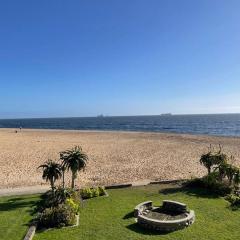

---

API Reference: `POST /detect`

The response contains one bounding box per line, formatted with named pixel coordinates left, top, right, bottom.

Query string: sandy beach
left=0, top=128, right=240, bottom=189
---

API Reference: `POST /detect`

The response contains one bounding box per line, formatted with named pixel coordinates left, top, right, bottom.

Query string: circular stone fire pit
left=134, top=200, right=195, bottom=232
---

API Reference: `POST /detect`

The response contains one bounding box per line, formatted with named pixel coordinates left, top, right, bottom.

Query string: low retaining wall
left=162, top=200, right=187, bottom=214
left=23, top=225, right=37, bottom=240
left=135, top=200, right=195, bottom=232
left=134, top=201, right=153, bottom=218
left=105, top=183, right=132, bottom=189
left=138, top=210, right=195, bottom=232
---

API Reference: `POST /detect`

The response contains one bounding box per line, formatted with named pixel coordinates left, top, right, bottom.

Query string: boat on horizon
left=160, top=113, right=172, bottom=116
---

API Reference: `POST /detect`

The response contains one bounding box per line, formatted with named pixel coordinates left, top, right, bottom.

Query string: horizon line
left=0, top=112, right=240, bottom=120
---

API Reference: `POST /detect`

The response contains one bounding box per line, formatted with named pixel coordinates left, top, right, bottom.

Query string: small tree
left=226, top=164, right=238, bottom=186
left=233, top=169, right=240, bottom=189
left=38, top=160, right=62, bottom=191
left=200, top=151, right=213, bottom=175
left=217, top=162, right=228, bottom=181
left=60, top=146, right=88, bottom=189
left=200, top=145, right=227, bottom=175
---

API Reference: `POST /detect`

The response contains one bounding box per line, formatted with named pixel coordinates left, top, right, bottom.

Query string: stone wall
left=134, top=200, right=195, bottom=232
left=162, top=200, right=187, bottom=213
left=138, top=210, right=195, bottom=232
left=134, top=201, right=152, bottom=218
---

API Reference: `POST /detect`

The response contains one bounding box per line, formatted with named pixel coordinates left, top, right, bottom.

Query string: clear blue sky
left=0, top=0, right=240, bottom=118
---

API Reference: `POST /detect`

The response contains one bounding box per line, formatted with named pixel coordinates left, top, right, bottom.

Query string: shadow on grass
left=127, top=223, right=169, bottom=236
left=123, top=211, right=135, bottom=219
left=0, top=196, right=37, bottom=215
left=159, top=185, right=220, bottom=199
left=227, top=205, right=240, bottom=211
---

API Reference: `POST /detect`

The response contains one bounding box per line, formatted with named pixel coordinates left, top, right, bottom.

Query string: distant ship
left=97, top=114, right=105, bottom=118
left=160, top=113, right=172, bottom=116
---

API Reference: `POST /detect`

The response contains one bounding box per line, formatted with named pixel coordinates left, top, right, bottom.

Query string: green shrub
left=185, top=174, right=232, bottom=196
left=98, top=186, right=106, bottom=196
left=185, top=178, right=206, bottom=188
left=225, top=194, right=240, bottom=208
left=37, top=187, right=80, bottom=212
left=200, top=145, right=228, bottom=174
left=92, top=188, right=100, bottom=197
left=70, top=190, right=82, bottom=206
left=36, top=190, right=59, bottom=212
left=80, top=188, right=93, bottom=199
left=38, top=204, right=76, bottom=228
left=80, top=186, right=107, bottom=199
left=66, top=198, right=79, bottom=214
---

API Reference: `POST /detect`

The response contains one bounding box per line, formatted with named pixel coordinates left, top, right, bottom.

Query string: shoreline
left=0, top=128, right=240, bottom=189
left=1, top=127, right=240, bottom=139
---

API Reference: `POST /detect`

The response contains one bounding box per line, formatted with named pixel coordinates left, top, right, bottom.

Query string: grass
left=0, top=194, right=40, bottom=240
left=1, top=184, right=240, bottom=240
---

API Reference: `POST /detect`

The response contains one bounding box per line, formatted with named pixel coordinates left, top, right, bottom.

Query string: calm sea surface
left=0, top=114, right=240, bottom=137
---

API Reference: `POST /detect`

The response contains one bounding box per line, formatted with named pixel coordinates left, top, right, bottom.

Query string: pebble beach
left=0, top=128, right=240, bottom=189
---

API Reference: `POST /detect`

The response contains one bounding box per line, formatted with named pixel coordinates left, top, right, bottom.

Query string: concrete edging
left=104, top=179, right=186, bottom=190
left=23, top=214, right=79, bottom=239
left=149, top=179, right=187, bottom=185
left=23, top=224, right=37, bottom=240
left=105, top=183, right=132, bottom=189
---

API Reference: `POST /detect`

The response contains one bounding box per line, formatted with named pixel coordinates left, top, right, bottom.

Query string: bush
left=80, top=188, right=93, bottom=199
left=185, top=178, right=206, bottom=188
left=98, top=186, right=107, bottom=196
left=37, top=187, right=80, bottom=212
left=69, top=190, right=82, bottom=206
left=92, top=188, right=100, bottom=197
left=36, top=187, right=81, bottom=229
left=185, top=173, right=232, bottom=196
left=36, top=190, right=59, bottom=212
left=38, top=204, right=76, bottom=228
left=80, top=186, right=107, bottom=199
left=225, top=194, right=240, bottom=208
left=66, top=198, right=79, bottom=214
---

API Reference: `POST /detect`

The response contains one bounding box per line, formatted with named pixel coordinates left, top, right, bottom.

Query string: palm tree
left=38, top=160, right=62, bottom=191
left=60, top=146, right=88, bottom=189
left=61, top=165, right=66, bottom=188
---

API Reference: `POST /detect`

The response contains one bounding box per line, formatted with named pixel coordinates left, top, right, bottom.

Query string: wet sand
left=0, top=128, right=240, bottom=189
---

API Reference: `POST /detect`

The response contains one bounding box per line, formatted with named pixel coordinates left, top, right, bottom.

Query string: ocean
left=0, top=114, right=240, bottom=137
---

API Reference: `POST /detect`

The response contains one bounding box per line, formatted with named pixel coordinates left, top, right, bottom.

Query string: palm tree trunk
left=50, top=178, right=54, bottom=191
left=71, top=172, right=76, bottom=189
left=229, top=176, right=233, bottom=186
left=62, top=170, right=65, bottom=188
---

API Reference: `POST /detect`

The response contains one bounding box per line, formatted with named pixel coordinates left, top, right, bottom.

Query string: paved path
left=0, top=179, right=182, bottom=197
left=131, top=179, right=152, bottom=186
left=0, top=185, right=49, bottom=197
left=0, top=180, right=152, bottom=197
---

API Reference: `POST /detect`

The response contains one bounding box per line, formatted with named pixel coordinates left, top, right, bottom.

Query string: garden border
left=23, top=214, right=79, bottom=240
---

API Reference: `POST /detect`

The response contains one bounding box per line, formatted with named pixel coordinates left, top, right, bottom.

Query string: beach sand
left=0, top=128, right=240, bottom=189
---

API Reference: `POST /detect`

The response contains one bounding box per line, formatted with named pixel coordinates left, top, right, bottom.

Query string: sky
left=0, top=0, right=240, bottom=118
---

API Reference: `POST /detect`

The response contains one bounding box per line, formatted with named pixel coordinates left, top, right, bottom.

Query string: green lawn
left=0, top=194, right=40, bottom=240
left=1, top=184, right=240, bottom=240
